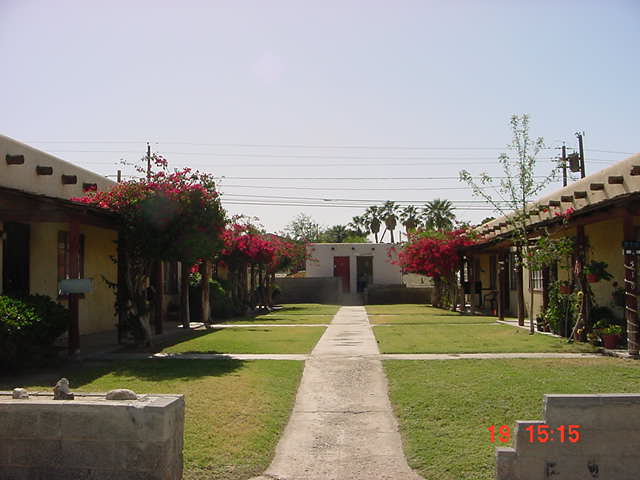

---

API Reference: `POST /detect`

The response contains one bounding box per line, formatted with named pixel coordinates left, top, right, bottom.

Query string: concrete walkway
left=251, top=306, right=423, bottom=480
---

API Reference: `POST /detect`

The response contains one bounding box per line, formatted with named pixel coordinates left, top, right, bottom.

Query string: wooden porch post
left=153, top=261, right=164, bottom=334
left=516, top=247, right=525, bottom=326
left=623, top=215, right=639, bottom=356
left=67, top=219, right=80, bottom=355
left=180, top=262, right=190, bottom=329
left=576, top=225, right=590, bottom=336
left=497, top=253, right=506, bottom=321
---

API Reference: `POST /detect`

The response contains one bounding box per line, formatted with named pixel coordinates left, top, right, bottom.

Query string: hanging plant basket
left=587, top=273, right=599, bottom=283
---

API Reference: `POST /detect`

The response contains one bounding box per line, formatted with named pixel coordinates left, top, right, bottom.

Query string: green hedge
left=0, top=294, right=70, bottom=370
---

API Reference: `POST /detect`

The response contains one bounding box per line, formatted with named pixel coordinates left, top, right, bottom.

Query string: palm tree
left=423, top=199, right=456, bottom=231
left=381, top=201, right=400, bottom=243
left=363, top=206, right=382, bottom=243
left=399, top=205, right=421, bottom=239
left=348, top=215, right=368, bottom=237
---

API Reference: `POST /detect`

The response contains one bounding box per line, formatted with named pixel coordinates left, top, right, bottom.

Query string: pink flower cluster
left=396, top=229, right=475, bottom=279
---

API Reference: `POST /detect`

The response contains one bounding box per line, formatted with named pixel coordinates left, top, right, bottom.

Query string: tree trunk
left=180, top=263, right=190, bottom=329
left=390, top=229, right=395, bottom=243
left=201, top=261, right=211, bottom=326
left=250, top=264, right=257, bottom=310
left=432, top=277, right=442, bottom=308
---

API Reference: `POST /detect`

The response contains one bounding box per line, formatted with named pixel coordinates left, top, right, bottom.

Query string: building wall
left=0, top=135, right=115, bottom=199
left=27, top=222, right=117, bottom=335
left=515, top=219, right=628, bottom=320
left=306, top=243, right=402, bottom=293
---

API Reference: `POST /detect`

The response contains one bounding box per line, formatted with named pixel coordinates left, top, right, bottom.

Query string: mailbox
left=59, top=278, right=93, bottom=294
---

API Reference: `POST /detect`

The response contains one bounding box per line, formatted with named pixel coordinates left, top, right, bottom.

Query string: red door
left=333, top=256, right=350, bottom=293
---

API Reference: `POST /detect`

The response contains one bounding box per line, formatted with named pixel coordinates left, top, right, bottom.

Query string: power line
left=25, top=140, right=635, bottom=155
left=222, top=193, right=511, bottom=203
left=219, top=184, right=483, bottom=191
left=216, top=176, right=551, bottom=181
left=221, top=200, right=498, bottom=210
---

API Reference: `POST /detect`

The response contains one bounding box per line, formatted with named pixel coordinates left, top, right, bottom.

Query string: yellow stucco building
left=0, top=134, right=120, bottom=339
left=464, top=152, right=640, bottom=356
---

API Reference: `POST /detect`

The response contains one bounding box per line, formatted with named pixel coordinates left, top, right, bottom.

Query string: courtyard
left=3, top=303, right=640, bottom=480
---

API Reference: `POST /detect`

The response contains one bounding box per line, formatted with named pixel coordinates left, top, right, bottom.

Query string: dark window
left=57, top=231, right=85, bottom=281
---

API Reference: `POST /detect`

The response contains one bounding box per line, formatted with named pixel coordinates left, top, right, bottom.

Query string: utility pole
left=146, top=142, right=151, bottom=180
left=561, top=143, right=567, bottom=187
left=576, top=132, right=586, bottom=178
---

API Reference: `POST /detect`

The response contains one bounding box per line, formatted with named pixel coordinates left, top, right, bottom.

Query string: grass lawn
left=271, top=303, right=340, bottom=316
left=369, top=314, right=498, bottom=325
left=2, top=359, right=304, bottom=480
left=366, top=304, right=464, bottom=315
left=163, top=326, right=326, bottom=354
left=384, top=358, right=640, bottom=480
left=220, top=314, right=334, bottom=325
left=373, top=323, right=597, bottom=353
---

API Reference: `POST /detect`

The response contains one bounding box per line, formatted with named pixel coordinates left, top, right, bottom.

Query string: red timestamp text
left=487, top=424, right=581, bottom=443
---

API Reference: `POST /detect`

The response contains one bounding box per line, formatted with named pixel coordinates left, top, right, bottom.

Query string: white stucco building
left=306, top=243, right=402, bottom=293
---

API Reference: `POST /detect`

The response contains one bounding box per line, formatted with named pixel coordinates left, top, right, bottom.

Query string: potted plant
left=557, top=280, right=572, bottom=295
left=584, top=260, right=613, bottom=283
left=599, top=324, right=623, bottom=349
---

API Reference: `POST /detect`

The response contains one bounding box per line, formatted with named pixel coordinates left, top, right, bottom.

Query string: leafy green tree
left=283, top=213, right=321, bottom=242
left=423, top=199, right=456, bottom=231
left=460, top=114, right=559, bottom=333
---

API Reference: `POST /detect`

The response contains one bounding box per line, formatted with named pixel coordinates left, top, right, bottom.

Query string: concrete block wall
left=0, top=392, right=184, bottom=480
left=364, top=284, right=432, bottom=305
left=275, top=277, right=341, bottom=304
left=496, top=394, right=640, bottom=480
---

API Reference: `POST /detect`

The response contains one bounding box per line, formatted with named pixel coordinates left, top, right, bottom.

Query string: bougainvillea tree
left=217, top=224, right=301, bottom=313
left=396, top=229, right=475, bottom=309
left=72, top=154, right=226, bottom=342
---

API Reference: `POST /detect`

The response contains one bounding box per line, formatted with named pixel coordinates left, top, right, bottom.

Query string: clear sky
left=1, top=0, right=638, bottom=235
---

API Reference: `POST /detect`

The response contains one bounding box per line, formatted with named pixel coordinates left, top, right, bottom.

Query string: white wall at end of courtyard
left=306, top=243, right=402, bottom=293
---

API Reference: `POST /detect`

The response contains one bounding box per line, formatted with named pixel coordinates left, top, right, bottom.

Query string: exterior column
left=180, top=262, right=190, bottom=329
left=516, top=248, right=525, bottom=326
left=497, top=253, right=506, bottom=320
left=153, top=261, right=164, bottom=334
left=624, top=215, right=639, bottom=356
left=576, top=225, right=590, bottom=337
left=67, top=219, right=80, bottom=355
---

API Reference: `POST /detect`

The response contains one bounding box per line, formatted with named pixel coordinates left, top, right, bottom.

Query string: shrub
left=0, top=294, right=70, bottom=370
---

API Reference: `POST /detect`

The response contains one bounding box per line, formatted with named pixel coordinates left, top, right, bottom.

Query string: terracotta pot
left=559, top=284, right=572, bottom=294
left=601, top=333, right=621, bottom=349
left=586, top=273, right=599, bottom=283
